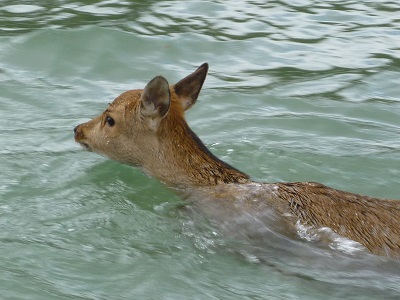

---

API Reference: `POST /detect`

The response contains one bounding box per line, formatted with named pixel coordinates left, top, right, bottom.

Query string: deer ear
left=173, top=63, right=208, bottom=111
left=140, top=76, right=171, bottom=118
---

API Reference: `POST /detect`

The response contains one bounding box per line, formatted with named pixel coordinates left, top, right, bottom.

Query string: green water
left=1, top=1, right=400, bottom=299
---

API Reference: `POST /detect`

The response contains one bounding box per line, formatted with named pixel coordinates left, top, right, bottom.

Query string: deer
left=74, top=63, right=400, bottom=259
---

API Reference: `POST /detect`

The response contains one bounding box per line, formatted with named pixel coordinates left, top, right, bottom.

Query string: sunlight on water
left=0, top=0, right=399, bottom=299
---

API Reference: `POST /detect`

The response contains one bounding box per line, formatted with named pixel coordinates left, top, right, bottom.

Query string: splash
left=296, top=221, right=366, bottom=255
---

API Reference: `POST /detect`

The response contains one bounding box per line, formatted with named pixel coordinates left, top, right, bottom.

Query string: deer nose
left=74, top=125, right=82, bottom=139
left=74, top=125, right=84, bottom=141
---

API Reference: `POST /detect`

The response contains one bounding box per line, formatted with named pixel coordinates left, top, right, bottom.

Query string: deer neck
left=147, top=117, right=250, bottom=187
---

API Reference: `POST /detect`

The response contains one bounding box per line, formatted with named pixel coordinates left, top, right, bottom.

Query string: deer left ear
left=173, top=63, right=209, bottom=111
left=140, top=76, right=171, bottom=119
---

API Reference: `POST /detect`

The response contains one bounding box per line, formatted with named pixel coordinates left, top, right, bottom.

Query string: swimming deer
left=74, top=63, right=400, bottom=259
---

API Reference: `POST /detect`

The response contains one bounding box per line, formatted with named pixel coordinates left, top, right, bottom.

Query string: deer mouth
left=79, top=142, right=92, bottom=151
left=75, top=133, right=92, bottom=151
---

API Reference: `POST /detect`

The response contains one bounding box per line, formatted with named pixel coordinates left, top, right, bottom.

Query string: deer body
left=74, top=63, right=400, bottom=259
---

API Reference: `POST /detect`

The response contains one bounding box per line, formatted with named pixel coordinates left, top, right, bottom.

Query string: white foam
left=296, top=221, right=366, bottom=255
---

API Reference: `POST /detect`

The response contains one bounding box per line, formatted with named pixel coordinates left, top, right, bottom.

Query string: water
left=1, top=0, right=400, bottom=299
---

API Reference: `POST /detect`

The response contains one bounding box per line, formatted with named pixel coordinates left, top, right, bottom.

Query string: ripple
left=1, top=5, right=44, bottom=14
left=69, top=3, right=130, bottom=16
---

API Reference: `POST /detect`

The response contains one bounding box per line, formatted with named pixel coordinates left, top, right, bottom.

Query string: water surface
left=1, top=1, right=399, bottom=299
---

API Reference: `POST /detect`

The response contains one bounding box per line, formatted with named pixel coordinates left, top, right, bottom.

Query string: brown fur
left=74, top=63, right=400, bottom=259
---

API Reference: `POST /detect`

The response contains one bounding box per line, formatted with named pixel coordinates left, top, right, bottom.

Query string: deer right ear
left=140, top=76, right=171, bottom=119
left=173, top=63, right=208, bottom=111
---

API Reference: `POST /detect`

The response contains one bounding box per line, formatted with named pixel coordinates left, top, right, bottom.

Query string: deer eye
left=105, top=116, right=115, bottom=127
